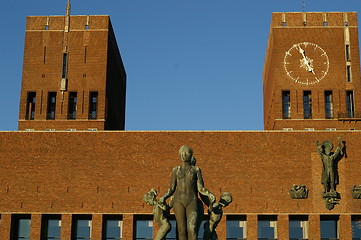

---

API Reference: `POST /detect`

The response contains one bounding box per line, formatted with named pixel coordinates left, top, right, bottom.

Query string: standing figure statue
left=143, top=189, right=171, bottom=240
left=316, top=137, right=344, bottom=193
left=160, top=145, right=215, bottom=240
left=203, top=192, right=233, bottom=240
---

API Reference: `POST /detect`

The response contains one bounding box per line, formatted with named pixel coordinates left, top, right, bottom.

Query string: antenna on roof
left=66, top=0, right=71, bottom=16
left=302, top=0, right=306, bottom=12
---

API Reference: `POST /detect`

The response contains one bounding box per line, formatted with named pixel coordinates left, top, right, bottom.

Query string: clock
left=284, top=42, right=329, bottom=85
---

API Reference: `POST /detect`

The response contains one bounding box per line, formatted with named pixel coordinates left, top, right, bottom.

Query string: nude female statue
left=160, top=145, right=215, bottom=240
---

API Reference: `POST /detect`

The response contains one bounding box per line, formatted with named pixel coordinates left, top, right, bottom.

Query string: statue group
left=144, top=145, right=232, bottom=240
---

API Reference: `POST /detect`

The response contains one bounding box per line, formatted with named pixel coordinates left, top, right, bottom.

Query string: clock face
left=284, top=42, right=329, bottom=85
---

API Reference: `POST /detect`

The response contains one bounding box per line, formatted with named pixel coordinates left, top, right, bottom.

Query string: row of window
left=9, top=214, right=361, bottom=240
left=25, top=91, right=98, bottom=120
left=282, top=90, right=355, bottom=119
left=10, top=214, right=122, bottom=240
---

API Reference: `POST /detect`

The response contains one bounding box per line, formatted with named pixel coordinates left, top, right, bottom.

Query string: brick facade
left=18, top=15, right=126, bottom=131
left=1, top=131, right=361, bottom=238
left=263, top=12, right=361, bottom=130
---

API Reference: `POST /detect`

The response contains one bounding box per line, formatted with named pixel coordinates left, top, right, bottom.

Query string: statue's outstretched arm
left=160, top=167, right=177, bottom=202
left=316, top=141, right=323, bottom=157
left=196, top=168, right=215, bottom=204
left=334, top=137, right=344, bottom=158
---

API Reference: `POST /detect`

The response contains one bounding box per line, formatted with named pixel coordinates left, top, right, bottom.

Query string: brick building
left=1, top=7, right=361, bottom=240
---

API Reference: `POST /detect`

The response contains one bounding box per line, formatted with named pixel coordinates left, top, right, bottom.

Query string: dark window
left=323, top=21, right=328, bottom=26
left=47, top=92, right=57, bottom=120
left=352, top=216, right=361, bottom=239
left=89, top=92, right=98, bottom=120
left=166, top=219, right=176, bottom=240
left=282, top=91, right=291, bottom=119
left=325, top=91, right=333, bottom=119
left=68, top=92, right=77, bottom=119
left=258, top=215, right=277, bottom=240
left=197, top=219, right=207, bottom=240
left=103, top=215, right=122, bottom=240
left=11, top=215, right=31, bottom=240
left=282, top=22, right=286, bottom=27
left=347, top=65, right=352, bottom=82
left=346, top=44, right=351, bottom=61
left=289, top=215, right=308, bottom=240
left=72, top=215, right=92, bottom=240
left=347, top=91, right=354, bottom=118
left=134, top=216, right=153, bottom=240
left=303, top=91, right=312, bottom=119
left=320, top=215, right=339, bottom=240
left=41, top=215, right=61, bottom=240
left=62, top=53, right=68, bottom=79
left=226, top=215, right=247, bottom=240
left=26, top=92, right=36, bottom=120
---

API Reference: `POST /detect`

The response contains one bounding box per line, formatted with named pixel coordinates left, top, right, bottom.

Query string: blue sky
left=1, top=0, right=361, bottom=131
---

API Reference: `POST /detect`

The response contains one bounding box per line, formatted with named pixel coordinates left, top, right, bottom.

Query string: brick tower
left=263, top=12, right=361, bottom=130
left=18, top=1, right=126, bottom=131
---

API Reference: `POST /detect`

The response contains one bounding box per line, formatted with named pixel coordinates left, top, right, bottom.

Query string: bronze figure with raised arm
left=160, top=145, right=215, bottom=240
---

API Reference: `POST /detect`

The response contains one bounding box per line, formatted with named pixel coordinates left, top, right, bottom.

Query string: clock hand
left=298, top=46, right=315, bottom=74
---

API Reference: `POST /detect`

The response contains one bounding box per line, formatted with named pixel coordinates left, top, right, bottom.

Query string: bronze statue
left=316, top=137, right=344, bottom=193
left=160, top=145, right=215, bottom=240
left=203, top=192, right=233, bottom=240
left=143, top=189, right=171, bottom=240
left=289, top=184, right=308, bottom=199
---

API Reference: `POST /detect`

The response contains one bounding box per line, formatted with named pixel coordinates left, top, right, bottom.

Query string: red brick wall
left=0, top=131, right=361, bottom=238
left=263, top=12, right=361, bottom=130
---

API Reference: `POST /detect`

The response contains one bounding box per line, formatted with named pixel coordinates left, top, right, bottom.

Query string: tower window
left=323, top=21, right=328, bottom=26
left=89, top=92, right=98, bottom=120
left=26, top=92, right=36, bottom=120
left=68, top=92, right=77, bottom=120
left=303, top=91, right=312, bottom=119
left=346, top=44, right=351, bottom=62
left=346, top=91, right=354, bottom=118
left=347, top=65, right=352, bottom=82
left=47, top=92, right=57, bottom=120
left=282, top=91, right=291, bottom=119
left=62, top=53, right=68, bottom=79
left=325, top=91, right=333, bottom=119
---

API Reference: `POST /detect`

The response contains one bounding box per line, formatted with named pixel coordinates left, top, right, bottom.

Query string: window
left=134, top=216, right=153, bottom=240
left=352, top=216, right=361, bottom=240
left=166, top=218, right=176, bottom=240
left=323, top=21, right=328, bottom=26
left=62, top=53, right=68, bottom=79
left=26, top=92, right=36, bottom=120
left=41, top=215, right=61, bottom=240
left=303, top=91, right=312, bottom=119
left=258, top=215, right=277, bottom=240
left=346, top=44, right=351, bottom=61
left=347, top=65, right=352, bottom=82
left=103, top=215, right=122, bottom=240
left=72, top=215, right=92, bottom=240
left=198, top=220, right=207, bottom=240
left=282, top=91, right=291, bottom=119
left=320, top=215, right=339, bottom=240
left=325, top=91, right=333, bottom=119
left=68, top=92, right=77, bottom=119
left=226, top=215, right=247, bottom=240
left=47, top=92, right=57, bottom=120
left=11, top=215, right=31, bottom=240
left=89, top=92, right=98, bottom=120
left=289, top=215, right=308, bottom=240
left=346, top=91, right=354, bottom=118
